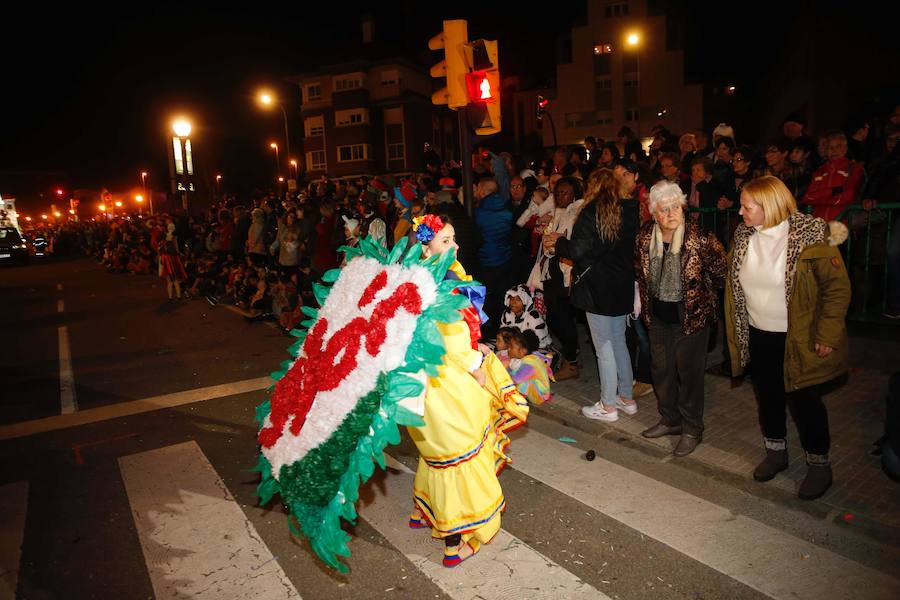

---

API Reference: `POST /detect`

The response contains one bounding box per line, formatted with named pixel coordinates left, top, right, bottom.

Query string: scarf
left=649, top=222, right=684, bottom=302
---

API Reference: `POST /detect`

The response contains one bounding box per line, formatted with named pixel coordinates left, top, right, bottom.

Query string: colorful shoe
left=443, top=543, right=477, bottom=568
left=408, top=517, right=429, bottom=529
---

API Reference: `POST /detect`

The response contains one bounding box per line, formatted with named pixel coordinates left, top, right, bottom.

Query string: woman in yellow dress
left=406, top=214, right=529, bottom=567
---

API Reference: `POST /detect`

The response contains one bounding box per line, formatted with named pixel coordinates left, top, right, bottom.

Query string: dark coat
left=634, top=220, right=727, bottom=336
left=474, top=191, right=514, bottom=267
left=565, top=199, right=640, bottom=316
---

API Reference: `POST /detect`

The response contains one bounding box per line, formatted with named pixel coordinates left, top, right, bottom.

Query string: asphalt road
left=1, top=257, right=898, bottom=600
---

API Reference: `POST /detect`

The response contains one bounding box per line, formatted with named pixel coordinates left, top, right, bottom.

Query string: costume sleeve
left=439, top=320, right=484, bottom=373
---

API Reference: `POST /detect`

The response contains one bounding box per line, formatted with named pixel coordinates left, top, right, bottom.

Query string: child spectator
left=493, top=326, right=519, bottom=368
left=516, top=187, right=554, bottom=257
left=507, top=329, right=554, bottom=405
left=501, top=284, right=552, bottom=349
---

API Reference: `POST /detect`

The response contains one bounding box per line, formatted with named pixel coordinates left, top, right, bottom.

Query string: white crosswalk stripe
left=507, top=427, right=900, bottom=600
left=359, top=454, right=610, bottom=599
left=118, top=442, right=301, bottom=600
left=0, top=481, right=28, bottom=600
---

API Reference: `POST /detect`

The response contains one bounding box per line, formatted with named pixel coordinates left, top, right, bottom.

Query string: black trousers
left=649, top=321, right=709, bottom=436
left=748, top=327, right=831, bottom=455
left=478, top=260, right=518, bottom=339
left=545, top=287, right=579, bottom=363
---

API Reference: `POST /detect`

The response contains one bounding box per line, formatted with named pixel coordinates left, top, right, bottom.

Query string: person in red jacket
left=802, top=132, right=865, bottom=221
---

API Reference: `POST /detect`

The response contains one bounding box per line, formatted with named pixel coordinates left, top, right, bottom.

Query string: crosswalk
left=3, top=426, right=900, bottom=600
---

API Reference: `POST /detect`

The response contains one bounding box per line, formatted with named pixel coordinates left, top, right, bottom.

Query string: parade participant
left=255, top=214, right=526, bottom=573
left=406, top=214, right=529, bottom=567
left=158, top=221, right=187, bottom=301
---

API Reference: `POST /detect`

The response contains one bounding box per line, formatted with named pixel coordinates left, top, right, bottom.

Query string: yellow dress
left=407, top=262, right=529, bottom=551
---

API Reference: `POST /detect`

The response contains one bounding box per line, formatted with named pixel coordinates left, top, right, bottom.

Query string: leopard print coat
left=635, top=220, right=727, bottom=336
left=727, top=211, right=827, bottom=368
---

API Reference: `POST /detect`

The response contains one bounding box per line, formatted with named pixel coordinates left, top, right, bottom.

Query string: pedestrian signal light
left=428, top=20, right=469, bottom=109
left=463, top=39, right=501, bottom=135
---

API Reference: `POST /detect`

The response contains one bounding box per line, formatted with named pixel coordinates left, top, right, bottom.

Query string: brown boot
left=798, top=454, right=832, bottom=500
left=555, top=359, right=580, bottom=381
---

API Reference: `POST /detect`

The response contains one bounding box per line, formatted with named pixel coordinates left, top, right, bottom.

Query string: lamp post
left=270, top=142, right=280, bottom=180
left=626, top=32, right=641, bottom=136
left=140, top=171, right=153, bottom=216
left=135, top=195, right=144, bottom=215
left=258, top=91, right=291, bottom=179
left=215, top=174, right=222, bottom=202
left=173, top=118, right=193, bottom=213
left=289, top=159, right=297, bottom=180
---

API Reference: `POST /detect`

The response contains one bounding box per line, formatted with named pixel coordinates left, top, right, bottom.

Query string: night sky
left=2, top=1, right=895, bottom=213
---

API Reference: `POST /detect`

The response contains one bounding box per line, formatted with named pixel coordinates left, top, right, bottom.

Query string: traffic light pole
left=458, top=110, right=474, bottom=217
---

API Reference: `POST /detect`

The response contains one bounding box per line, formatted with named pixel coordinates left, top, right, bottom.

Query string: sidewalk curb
left=529, top=392, right=900, bottom=548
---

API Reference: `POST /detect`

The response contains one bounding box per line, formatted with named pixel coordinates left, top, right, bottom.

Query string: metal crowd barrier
left=687, top=204, right=900, bottom=322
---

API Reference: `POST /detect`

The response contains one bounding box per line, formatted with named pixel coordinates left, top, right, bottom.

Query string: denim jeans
left=586, top=313, right=633, bottom=407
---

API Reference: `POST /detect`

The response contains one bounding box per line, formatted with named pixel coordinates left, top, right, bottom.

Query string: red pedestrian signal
left=479, top=77, right=492, bottom=100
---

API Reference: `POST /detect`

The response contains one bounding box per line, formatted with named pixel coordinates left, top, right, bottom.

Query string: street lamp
left=115, top=201, right=123, bottom=208
left=270, top=142, right=280, bottom=179
left=172, top=117, right=193, bottom=212
left=289, top=159, right=298, bottom=179
left=140, top=171, right=153, bottom=216
left=99, top=204, right=106, bottom=212
left=135, top=194, right=144, bottom=215
left=257, top=90, right=291, bottom=179
left=626, top=31, right=641, bottom=136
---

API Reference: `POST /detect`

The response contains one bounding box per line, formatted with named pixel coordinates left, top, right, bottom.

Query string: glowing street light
left=627, top=32, right=640, bottom=46
left=68, top=209, right=75, bottom=215
left=25, top=216, right=32, bottom=222
left=626, top=32, right=642, bottom=136
left=278, top=176, right=285, bottom=183
left=257, top=89, right=291, bottom=176
left=115, top=201, right=123, bottom=208
left=56, top=188, right=64, bottom=196
left=41, top=214, right=48, bottom=220
left=99, top=204, right=106, bottom=212
left=54, top=211, right=62, bottom=218
left=172, top=118, right=192, bottom=138
left=135, top=195, right=144, bottom=203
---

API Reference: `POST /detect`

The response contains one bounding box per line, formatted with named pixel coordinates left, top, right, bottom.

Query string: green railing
left=688, top=204, right=900, bottom=322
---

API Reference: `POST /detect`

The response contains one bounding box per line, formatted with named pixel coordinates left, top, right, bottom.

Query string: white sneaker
left=582, top=402, right=619, bottom=422
left=616, top=397, right=638, bottom=415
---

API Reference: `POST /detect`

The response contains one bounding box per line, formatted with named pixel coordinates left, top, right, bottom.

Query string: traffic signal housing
left=464, top=39, right=501, bottom=135
left=428, top=20, right=469, bottom=109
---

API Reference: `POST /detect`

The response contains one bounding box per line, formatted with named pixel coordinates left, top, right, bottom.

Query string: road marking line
left=355, top=453, right=609, bottom=599
left=58, top=326, right=77, bottom=415
left=119, top=442, right=301, bottom=599
left=57, top=283, right=63, bottom=291
left=0, top=376, right=271, bottom=441
left=0, top=481, right=29, bottom=600
left=57, top=299, right=64, bottom=312
left=509, top=428, right=900, bottom=600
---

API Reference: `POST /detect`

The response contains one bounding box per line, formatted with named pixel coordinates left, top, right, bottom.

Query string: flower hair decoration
left=413, top=214, right=444, bottom=244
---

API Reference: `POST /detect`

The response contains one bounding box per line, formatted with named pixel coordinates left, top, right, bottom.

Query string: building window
left=305, top=83, right=322, bottom=102
left=604, top=2, right=630, bottom=17
left=337, top=144, right=368, bottom=162
left=624, top=77, right=640, bottom=88
left=596, top=78, right=612, bottom=90
left=380, top=70, right=399, bottom=86
left=334, top=74, right=363, bottom=91
left=388, top=143, right=405, bottom=161
left=593, top=43, right=613, bottom=55
left=304, top=115, right=325, bottom=137
left=593, top=53, right=612, bottom=76
left=625, top=108, right=639, bottom=122
left=306, top=150, right=326, bottom=170
left=335, top=108, right=369, bottom=127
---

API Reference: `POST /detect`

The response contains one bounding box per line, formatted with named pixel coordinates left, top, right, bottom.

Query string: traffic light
left=537, top=95, right=550, bottom=120
left=464, top=39, right=501, bottom=135
left=428, top=20, right=469, bottom=109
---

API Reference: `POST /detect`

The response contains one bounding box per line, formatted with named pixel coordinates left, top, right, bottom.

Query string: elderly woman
left=635, top=181, right=727, bottom=456
left=726, top=176, right=850, bottom=500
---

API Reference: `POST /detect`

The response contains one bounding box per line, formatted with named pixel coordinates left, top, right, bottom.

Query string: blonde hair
left=742, top=175, right=797, bottom=228
left=583, top=168, right=621, bottom=242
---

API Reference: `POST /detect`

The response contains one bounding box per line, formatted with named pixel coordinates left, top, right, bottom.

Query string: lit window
left=304, top=115, right=325, bottom=137
left=334, top=74, right=364, bottom=91
left=593, top=43, right=613, bottom=55
left=725, top=85, right=737, bottom=95
left=306, top=150, right=326, bottom=170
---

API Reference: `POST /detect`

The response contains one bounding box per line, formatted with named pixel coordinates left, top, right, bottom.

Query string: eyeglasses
left=733, top=157, right=747, bottom=163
